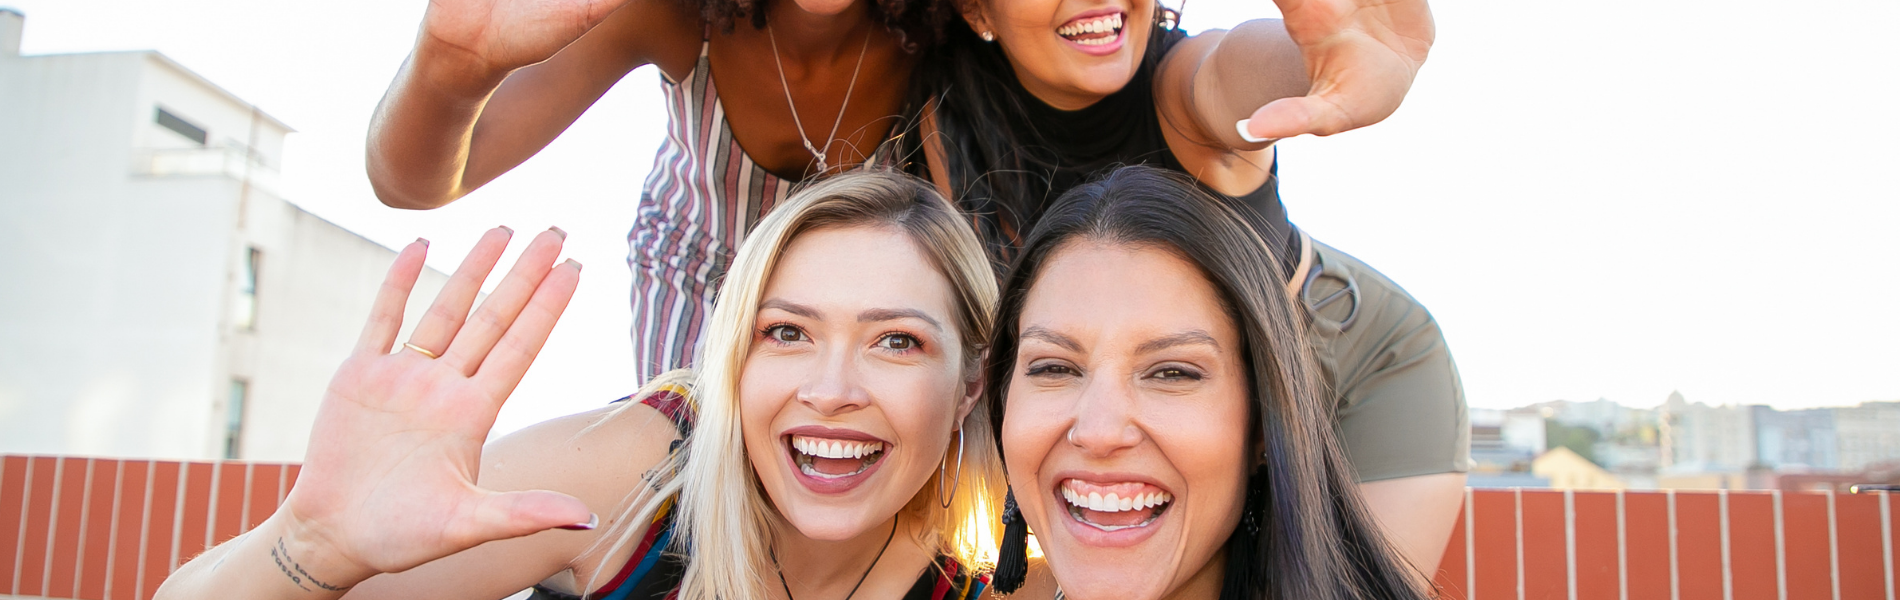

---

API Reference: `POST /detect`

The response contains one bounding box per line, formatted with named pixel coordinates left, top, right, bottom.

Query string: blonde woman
left=154, top=170, right=1003, bottom=600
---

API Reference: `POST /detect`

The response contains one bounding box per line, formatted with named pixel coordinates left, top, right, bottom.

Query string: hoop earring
left=937, top=428, right=965, bottom=508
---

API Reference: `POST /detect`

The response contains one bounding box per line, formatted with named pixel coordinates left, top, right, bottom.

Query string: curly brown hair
left=690, top=0, right=955, bottom=50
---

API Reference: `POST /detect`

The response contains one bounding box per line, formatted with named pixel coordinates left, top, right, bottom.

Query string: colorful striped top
left=627, top=36, right=907, bottom=383
left=627, top=38, right=796, bottom=383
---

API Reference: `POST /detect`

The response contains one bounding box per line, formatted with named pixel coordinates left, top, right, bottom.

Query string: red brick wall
left=0, top=455, right=297, bottom=600
left=1430, top=489, right=1900, bottom=600
left=1, top=455, right=1893, bottom=600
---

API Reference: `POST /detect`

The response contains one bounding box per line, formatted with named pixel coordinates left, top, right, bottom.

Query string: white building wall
left=0, top=43, right=448, bottom=462
left=234, top=194, right=453, bottom=461
left=1835, top=401, right=1900, bottom=471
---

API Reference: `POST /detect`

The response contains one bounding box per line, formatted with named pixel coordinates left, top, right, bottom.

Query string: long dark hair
left=985, top=166, right=1428, bottom=600
left=917, top=5, right=1178, bottom=258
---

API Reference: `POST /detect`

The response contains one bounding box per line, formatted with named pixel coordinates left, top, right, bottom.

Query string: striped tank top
left=629, top=39, right=795, bottom=382
left=628, top=37, right=901, bottom=381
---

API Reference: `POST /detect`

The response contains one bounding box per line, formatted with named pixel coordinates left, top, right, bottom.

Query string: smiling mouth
left=1060, top=479, right=1174, bottom=532
left=790, top=435, right=888, bottom=479
left=1056, top=11, right=1124, bottom=46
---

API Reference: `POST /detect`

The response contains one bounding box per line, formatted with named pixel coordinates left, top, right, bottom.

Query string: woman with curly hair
left=368, top=0, right=956, bottom=382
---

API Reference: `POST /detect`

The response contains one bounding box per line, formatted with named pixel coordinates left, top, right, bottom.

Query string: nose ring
left=1066, top=426, right=1078, bottom=446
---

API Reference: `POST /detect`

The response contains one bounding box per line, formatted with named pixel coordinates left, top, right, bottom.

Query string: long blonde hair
left=590, top=170, right=1004, bottom=599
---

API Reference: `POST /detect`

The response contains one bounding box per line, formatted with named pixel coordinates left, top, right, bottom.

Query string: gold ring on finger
left=402, top=342, right=440, bottom=359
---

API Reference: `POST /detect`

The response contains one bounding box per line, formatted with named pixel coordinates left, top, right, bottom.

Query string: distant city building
left=1487, top=389, right=1900, bottom=491
left=1532, top=447, right=1625, bottom=490
left=1658, top=391, right=1755, bottom=473
left=1467, top=408, right=1550, bottom=487
left=1751, top=405, right=1838, bottom=470
left=0, top=10, right=448, bottom=462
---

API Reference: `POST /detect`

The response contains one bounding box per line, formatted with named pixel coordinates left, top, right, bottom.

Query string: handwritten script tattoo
left=270, top=536, right=350, bottom=593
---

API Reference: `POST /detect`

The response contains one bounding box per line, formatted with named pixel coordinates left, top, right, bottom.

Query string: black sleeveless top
left=928, top=27, right=1299, bottom=273
left=1011, top=29, right=1296, bottom=272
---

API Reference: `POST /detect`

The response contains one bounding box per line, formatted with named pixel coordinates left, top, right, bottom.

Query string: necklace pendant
left=805, top=141, right=828, bottom=173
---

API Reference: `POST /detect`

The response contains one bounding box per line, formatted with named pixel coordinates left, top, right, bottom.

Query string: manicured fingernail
left=549, top=226, right=567, bottom=239
left=563, top=258, right=582, bottom=270
left=498, top=225, right=514, bottom=235
left=557, top=513, right=598, bottom=531
left=415, top=237, right=429, bottom=247
left=1235, top=119, right=1276, bottom=145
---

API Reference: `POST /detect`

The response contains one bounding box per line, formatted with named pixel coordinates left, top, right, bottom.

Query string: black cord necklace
left=772, top=519, right=898, bottom=600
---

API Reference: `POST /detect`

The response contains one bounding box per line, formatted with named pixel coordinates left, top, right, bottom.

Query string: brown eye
left=1149, top=367, right=1202, bottom=381
left=765, top=325, right=807, bottom=343
left=878, top=333, right=919, bottom=351
left=1026, top=362, right=1077, bottom=378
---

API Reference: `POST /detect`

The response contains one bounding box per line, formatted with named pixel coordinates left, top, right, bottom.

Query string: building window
left=225, top=379, right=248, bottom=459
left=154, top=107, right=208, bottom=146
left=235, top=247, right=259, bottom=330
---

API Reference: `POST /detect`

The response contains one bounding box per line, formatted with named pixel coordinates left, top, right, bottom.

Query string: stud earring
left=980, top=30, right=996, bottom=42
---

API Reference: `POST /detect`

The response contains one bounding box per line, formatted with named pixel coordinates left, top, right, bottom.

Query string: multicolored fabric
left=912, top=555, right=990, bottom=600
left=528, top=386, right=693, bottom=600
left=629, top=40, right=794, bottom=382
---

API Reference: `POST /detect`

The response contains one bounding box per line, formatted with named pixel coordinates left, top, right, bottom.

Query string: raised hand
left=278, top=227, right=588, bottom=586
left=418, top=0, right=631, bottom=75
left=1240, top=0, right=1435, bottom=141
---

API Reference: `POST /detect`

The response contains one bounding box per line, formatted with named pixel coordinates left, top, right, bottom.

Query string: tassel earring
left=994, top=488, right=1031, bottom=593
left=1220, top=467, right=1269, bottom=600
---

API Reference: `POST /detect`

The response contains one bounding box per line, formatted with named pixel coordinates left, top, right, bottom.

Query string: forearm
left=155, top=513, right=374, bottom=600
left=366, top=36, right=511, bottom=210
left=1193, top=20, right=1310, bottom=147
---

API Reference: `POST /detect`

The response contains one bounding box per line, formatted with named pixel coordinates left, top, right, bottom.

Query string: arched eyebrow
left=1019, top=326, right=1082, bottom=353
left=759, top=298, right=821, bottom=320
left=859, top=308, right=943, bottom=332
left=1135, top=330, right=1220, bottom=355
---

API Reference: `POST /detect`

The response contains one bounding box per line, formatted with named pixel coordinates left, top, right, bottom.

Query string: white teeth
left=1061, top=483, right=1175, bottom=513
left=1057, top=13, right=1123, bottom=39
left=791, top=436, right=884, bottom=460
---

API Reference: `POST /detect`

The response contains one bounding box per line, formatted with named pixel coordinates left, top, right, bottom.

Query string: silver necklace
left=766, top=22, right=872, bottom=173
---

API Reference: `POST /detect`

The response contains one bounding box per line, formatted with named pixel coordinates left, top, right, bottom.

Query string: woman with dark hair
left=983, top=165, right=1429, bottom=599
left=368, top=0, right=956, bottom=382
left=922, top=0, right=1467, bottom=573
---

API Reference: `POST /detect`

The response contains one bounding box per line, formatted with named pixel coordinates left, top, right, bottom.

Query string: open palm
left=280, top=227, right=590, bottom=579
left=420, top=0, right=631, bottom=72
left=1244, top=0, right=1436, bottom=139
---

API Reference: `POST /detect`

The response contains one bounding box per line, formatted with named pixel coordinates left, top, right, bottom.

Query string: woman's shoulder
left=479, top=392, right=689, bottom=505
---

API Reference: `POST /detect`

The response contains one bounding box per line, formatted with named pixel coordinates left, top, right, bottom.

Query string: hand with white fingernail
left=1230, top=0, right=1434, bottom=145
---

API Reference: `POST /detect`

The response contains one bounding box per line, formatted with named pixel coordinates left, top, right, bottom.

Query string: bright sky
left=8, top=0, right=1898, bottom=437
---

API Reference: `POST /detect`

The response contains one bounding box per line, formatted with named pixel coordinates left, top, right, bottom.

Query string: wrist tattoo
left=270, top=536, right=351, bottom=592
